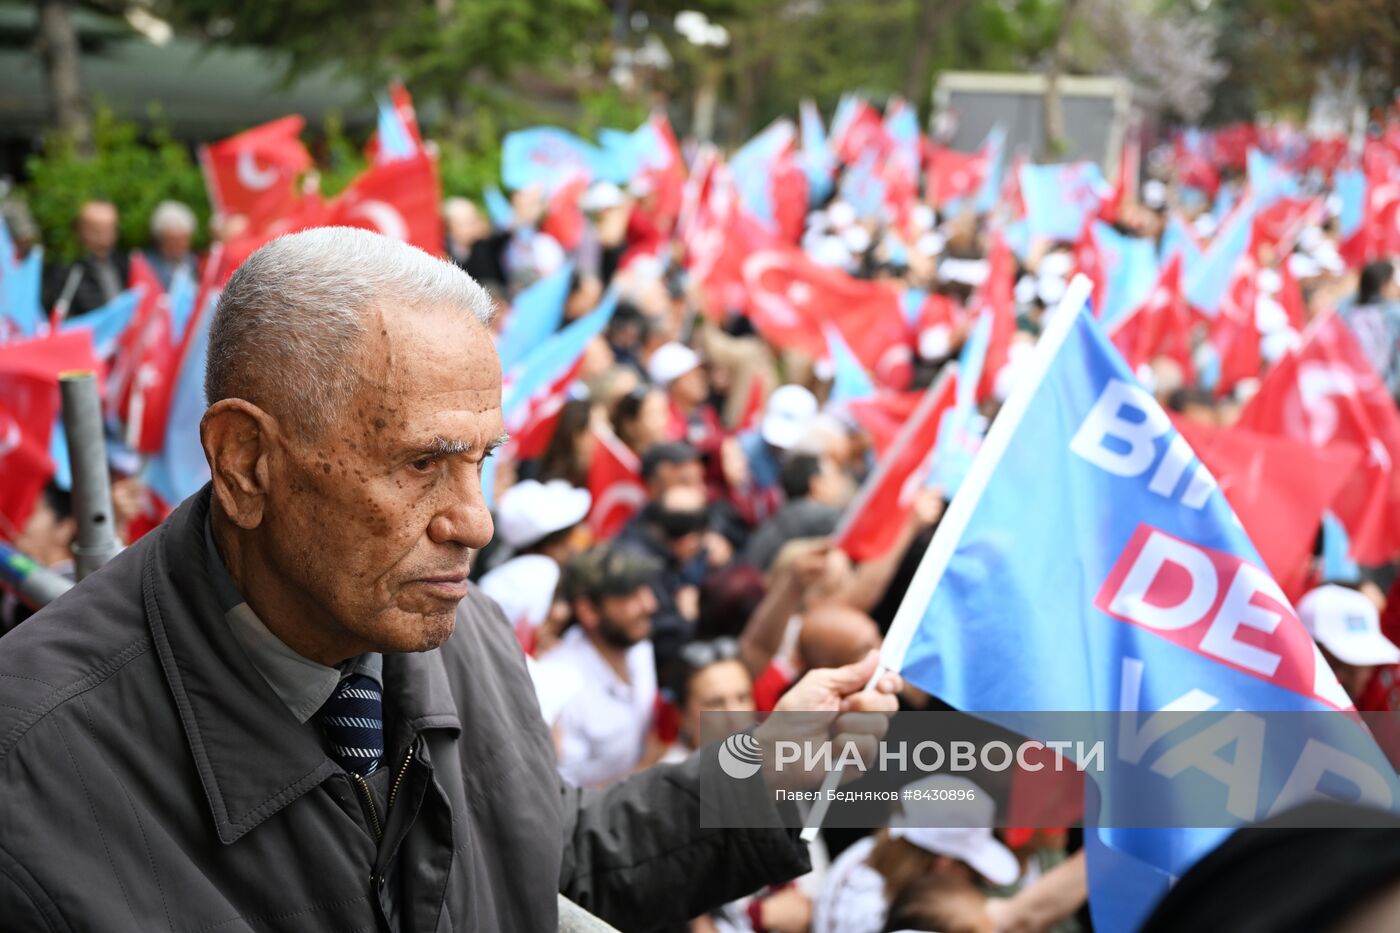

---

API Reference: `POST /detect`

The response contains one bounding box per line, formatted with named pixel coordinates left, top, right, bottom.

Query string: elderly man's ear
left=201, top=400, right=276, bottom=529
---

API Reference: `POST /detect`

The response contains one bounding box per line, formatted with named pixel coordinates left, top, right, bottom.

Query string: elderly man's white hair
left=149, top=200, right=197, bottom=237
left=205, top=226, right=495, bottom=439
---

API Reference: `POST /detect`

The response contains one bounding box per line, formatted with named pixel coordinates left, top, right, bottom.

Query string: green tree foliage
left=22, top=106, right=209, bottom=262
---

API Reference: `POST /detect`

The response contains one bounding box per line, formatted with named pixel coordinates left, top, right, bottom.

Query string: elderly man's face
left=77, top=202, right=118, bottom=256
left=263, top=305, right=502, bottom=656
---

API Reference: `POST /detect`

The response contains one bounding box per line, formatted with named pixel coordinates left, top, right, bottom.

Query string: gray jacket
left=0, top=488, right=808, bottom=931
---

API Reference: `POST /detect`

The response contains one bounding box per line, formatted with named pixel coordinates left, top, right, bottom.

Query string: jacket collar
left=144, top=486, right=460, bottom=844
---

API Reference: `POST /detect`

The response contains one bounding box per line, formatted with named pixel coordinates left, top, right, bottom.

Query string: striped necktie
left=316, top=673, right=385, bottom=776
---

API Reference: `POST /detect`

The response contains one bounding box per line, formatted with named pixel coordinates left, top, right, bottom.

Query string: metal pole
left=58, top=372, right=121, bottom=579
left=0, top=542, right=73, bottom=610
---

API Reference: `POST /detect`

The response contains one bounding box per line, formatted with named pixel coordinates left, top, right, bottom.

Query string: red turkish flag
left=741, top=246, right=912, bottom=389
left=1109, top=253, right=1193, bottom=383
left=541, top=172, right=589, bottom=252
left=1237, top=313, right=1400, bottom=565
left=923, top=143, right=988, bottom=208
left=837, top=370, right=957, bottom=562
left=832, top=100, right=885, bottom=165
left=0, top=330, right=98, bottom=536
left=1072, top=217, right=1106, bottom=318
left=1213, top=259, right=1263, bottom=398
left=974, top=233, right=1016, bottom=402
left=1176, top=418, right=1362, bottom=599
left=323, top=152, right=443, bottom=258
left=848, top=390, right=924, bottom=458
left=109, top=253, right=179, bottom=452
left=200, top=116, right=313, bottom=231
left=771, top=152, right=809, bottom=246
left=587, top=425, right=647, bottom=539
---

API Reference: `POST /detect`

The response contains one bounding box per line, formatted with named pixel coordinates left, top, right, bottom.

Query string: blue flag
left=374, top=93, right=418, bottom=162
left=1019, top=162, right=1111, bottom=241
left=1247, top=148, right=1299, bottom=208
left=1336, top=169, right=1366, bottom=246
left=61, top=287, right=140, bottom=359
left=974, top=125, right=1007, bottom=214
left=823, top=325, right=875, bottom=405
left=0, top=218, right=44, bottom=338
left=798, top=99, right=834, bottom=205
left=882, top=278, right=1389, bottom=931
left=496, top=262, right=573, bottom=373
left=927, top=310, right=990, bottom=496
left=1092, top=223, right=1158, bottom=329
left=502, top=289, right=617, bottom=425
left=1184, top=199, right=1256, bottom=316
left=730, top=119, right=796, bottom=230
left=484, top=185, right=515, bottom=230
left=143, top=293, right=216, bottom=506
left=501, top=127, right=604, bottom=193
left=838, top=149, right=887, bottom=221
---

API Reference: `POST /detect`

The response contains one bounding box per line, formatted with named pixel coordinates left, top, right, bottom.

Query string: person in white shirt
left=533, top=544, right=662, bottom=787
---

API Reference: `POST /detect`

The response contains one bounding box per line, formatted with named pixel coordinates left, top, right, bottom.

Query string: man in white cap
left=648, top=341, right=724, bottom=451
left=1299, top=583, right=1400, bottom=704
left=727, top=384, right=819, bottom=527
left=479, top=479, right=591, bottom=654
left=812, top=776, right=1020, bottom=933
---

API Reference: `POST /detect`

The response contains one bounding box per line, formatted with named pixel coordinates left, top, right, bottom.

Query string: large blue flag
left=882, top=278, right=1392, bottom=930
left=495, top=261, right=573, bottom=373
left=501, top=127, right=605, bottom=193
left=1019, top=162, right=1111, bottom=241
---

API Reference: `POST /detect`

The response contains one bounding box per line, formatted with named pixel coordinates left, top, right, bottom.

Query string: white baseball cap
left=647, top=342, right=703, bottom=387
left=1299, top=584, right=1400, bottom=667
left=760, top=384, right=819, bottom=450
left=890, top=776, right=1021, bottom=886
left=581, top=181, right=626, bottom=212
left=495, top=480, right=591, bottom=550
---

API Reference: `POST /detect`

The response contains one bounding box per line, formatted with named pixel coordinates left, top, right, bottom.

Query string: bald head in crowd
left=799, top=603, right=881, bottom=672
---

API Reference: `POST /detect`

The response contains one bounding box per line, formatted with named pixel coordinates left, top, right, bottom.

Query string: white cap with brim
left=1299, top=584, right=1400, bottom=667
left=889, top=775, right=1019, bottom=886
left=761, top=384, right=819, bottom=450
left=647, top=342, right=703, bottom=387
left=495, top=479, right=592, bottom=550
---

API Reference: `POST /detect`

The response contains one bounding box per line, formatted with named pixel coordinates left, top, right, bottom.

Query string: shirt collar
left=204, top=515, right=381, bottom=723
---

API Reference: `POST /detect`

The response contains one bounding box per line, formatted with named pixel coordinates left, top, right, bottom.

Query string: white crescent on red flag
left=200, top=116, right=313, bottom=231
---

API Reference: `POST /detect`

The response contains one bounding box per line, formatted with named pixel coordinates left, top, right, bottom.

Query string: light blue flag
left=1184, top=198, right=1256, bottom=316
left=501, top=127, right=603, bottom=193
left=974, top=125, right=1007, bottom=214
left=927, top=310, right=990, bottom=496
left=838, top=150, right=887, bottom=221
left=484, top=185, right=515, bottom=229
left=375, top=92, right=417, bottom=162
left=1020, top=162, right=1111, bottom=241
left=502, top=289, right=618, bottom=425
left=901, top=288, right=928, bottom=328
left=1247, top=148, right=1299, bottom=208
left=1336, top=169, right=1366, bottom=245
left=882, top=277, right=1396, bottom=932
left=143, top=293, right=215, bottom=505
left=823, top=325, right=876, bottom=405
left=0, top=219, right=45, bottom=338
left=730, top=119, right=796, bottom=231
left=1158, top=213, right=1203, bottom=269
left=1321, top=512, right=1361, bottom=584
left=1212, top=183, right=1237, bottom=223
left=496, top=261, right=573, bottom=373
left=167, top=269, right=198, bottom=345
left=799, top=99, right=834, bottom=205
left=1092, top=223, right=1158, bottom=329
left=1003, top=219, right=1033, bottom=262
left=61, top=287, right=140, bottom=359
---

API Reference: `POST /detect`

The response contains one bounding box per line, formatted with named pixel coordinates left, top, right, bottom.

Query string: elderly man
left=42, top=198, right=129, bottom=319
left=0, top=227, right=898, bottom=932
left=144, top=199, right=200, bottom=290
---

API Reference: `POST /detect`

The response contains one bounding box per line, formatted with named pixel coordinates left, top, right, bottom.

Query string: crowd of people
left=6, top=93, right=1400, bottom=932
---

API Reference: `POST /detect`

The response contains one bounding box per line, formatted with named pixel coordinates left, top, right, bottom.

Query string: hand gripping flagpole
left=796, top=274, right=1096, bottom=845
